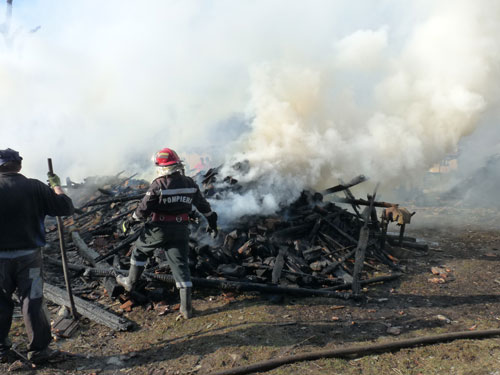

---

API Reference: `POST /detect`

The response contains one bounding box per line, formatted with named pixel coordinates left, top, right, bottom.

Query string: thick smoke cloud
left=1, top=1, right=499, bottom=220
left=216, top=0, right=500, bottom=219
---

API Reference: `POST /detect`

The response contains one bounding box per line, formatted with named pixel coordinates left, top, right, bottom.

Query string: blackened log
left=74, top=207, right=102, bottom=220
left=93, top=231, right=141, bottom=263
left=103, top=277, right=123, bottom=298
left=83, top=193, right=145, bottom=207
left=63, top=263, right=351, bottom=299
left=351, top=223, right=370, bottom=295
left=320, top=218, right=358, bottom=246
left=44, top=283, right=134, bottom=331
left=97, top=188, right=114, bottom=196
left=77, top=195, right=108, bottom=210
left=339, top=178, right=362, bottom=221
left=285, top=254, right=310, bottom=274
left=89, top=208, right=135, bottom=233
left=331, top=197, right=398, bottom=208
left=271, top=222, right=315, bottom=241
left=217, top=264, right=246, bottom=278
left=321, top=248, right=357, bottom=275
left=71, top=231, right=100, bottom=266
left=237, top=239, right=254, bottom=257
left=302, top=246, right=324, bottom=262
left=162, top=273, right=351, bottom=299
left=386, top=237, right=429, bottom=251
left=370, top=205, right=381, bottom=232
left=308, top=218, right=322, bottom=245
left=377, top=234, right=417, bottom=243
left=325, top=273, right=401, bottom=291
left=272, top=247, right=288, bottom=284
left=351, top=186, right=378, bottom=296
left=318, top=231, right=346, bottom=252
left=243, top=262, right=341, bottom=285
left=321, top=175, right=367, bottom=195
left=378, top=215, right=389, bottom=250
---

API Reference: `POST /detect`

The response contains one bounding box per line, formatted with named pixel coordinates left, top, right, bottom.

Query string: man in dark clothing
left=0, top=148, right=74, bottom=363
left=116, top=147, right=217, bottom=319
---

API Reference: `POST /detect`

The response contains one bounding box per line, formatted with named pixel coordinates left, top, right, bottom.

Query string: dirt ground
left=2, top=205, right=500, bottom=375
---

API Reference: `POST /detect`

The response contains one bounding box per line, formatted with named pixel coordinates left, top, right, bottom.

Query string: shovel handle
left=48, top=158, right=54, bottom=175
left=47, top=158, right=78, bottom=320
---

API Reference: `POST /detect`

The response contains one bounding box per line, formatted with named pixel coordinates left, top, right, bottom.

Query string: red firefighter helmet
left=154, top=148, right=181, bottom=166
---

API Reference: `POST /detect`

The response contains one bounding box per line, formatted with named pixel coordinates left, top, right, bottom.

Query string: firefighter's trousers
left=131, top=223, right=192, bottom=288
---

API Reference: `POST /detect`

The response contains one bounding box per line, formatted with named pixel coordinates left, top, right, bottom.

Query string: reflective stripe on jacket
left=135, top=172, right=211, bottom=221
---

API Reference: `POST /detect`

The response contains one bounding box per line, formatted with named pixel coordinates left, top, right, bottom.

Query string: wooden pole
left=48, top=158, right=78, bottom=320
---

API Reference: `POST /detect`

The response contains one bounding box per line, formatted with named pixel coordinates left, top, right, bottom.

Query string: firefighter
left=116, top=147, right=217, bottom=319
left=0, top=148, right=74, bottom=364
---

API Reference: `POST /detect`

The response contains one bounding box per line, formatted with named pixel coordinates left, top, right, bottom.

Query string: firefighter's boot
left=116, top=265, right=144, bottom=292
left=179, top=287, right=192, bottom=319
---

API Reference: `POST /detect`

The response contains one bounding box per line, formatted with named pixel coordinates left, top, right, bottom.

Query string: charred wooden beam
left=77, top=195, right=110, bottom=210
left=339, top=178, right=363, bottom=221
left=271, top=222, right=315, bottom=242
left=308, top=218, right=322, bottom=245
left=351, top=187, right=378, bottom=296
left=320, top=218, right=358, bottom=246
left=330, top=197, right=397, bottom=208
left=97, top=188, right=115, bottom=196
left=61, top=263, right=351, bottom=299
left=325, top=273, right=401, bottom=291
left=93, top=231, right=141, bottom=263
left=242, top=262, right=341, bottom=285
left=43, top=283, right=134, bottom=331
left=82, top=193, right=145, bottom=207
left=89, top=208, right=135, bottom=233
left=272, top=247, right=287, bottom=284
left=386, top=237, right=429, bottom=251
left=321, top=248, right=357, bottom=275
left=185, top=275, right=351, bottom=299
left=321, top=175, right=367, bottom=195
left=379, top=234, right=416, bottom=243
left=71, top=231, right=101, bottom=266
left=317, top=230, right=347, bottom=252
left=103, top=277, right=123, bottom=298
left=74, top=207, right=102, bottom=220
left=351, top=222, right=370, bottom=296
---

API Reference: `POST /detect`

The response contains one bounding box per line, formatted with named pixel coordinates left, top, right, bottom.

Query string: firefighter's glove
left=121, top=217, right=134, bottom=235
left=188, top=210, right=200, bottom=224
left=47, top=173, right=61, bottom=188
left=206, top=212, right=218, bottom=238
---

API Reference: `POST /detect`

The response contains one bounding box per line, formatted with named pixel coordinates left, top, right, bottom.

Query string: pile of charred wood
left=41, top=169, right=426, bottom=330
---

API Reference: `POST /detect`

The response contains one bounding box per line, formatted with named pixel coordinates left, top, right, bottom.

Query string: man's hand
left=206, top=212, right=218, bottom=238
left=47, top=173, right=61, bottom=188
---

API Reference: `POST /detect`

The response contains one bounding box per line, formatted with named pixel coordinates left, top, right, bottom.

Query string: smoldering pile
left=41, top=167, right=425, bottom=330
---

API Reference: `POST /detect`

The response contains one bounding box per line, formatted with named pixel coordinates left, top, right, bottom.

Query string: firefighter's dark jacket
left=135, top=172, right=211, bottom=220
left=0, top=172, right=74, bottom=250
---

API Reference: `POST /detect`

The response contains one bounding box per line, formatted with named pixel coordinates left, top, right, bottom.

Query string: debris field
left=41, top=168, right=427, bottom=331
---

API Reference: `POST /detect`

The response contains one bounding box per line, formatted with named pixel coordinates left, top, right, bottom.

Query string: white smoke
left=1, top=1, right=499, bottom=220
left=215, top=0, right=500, bottom=220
